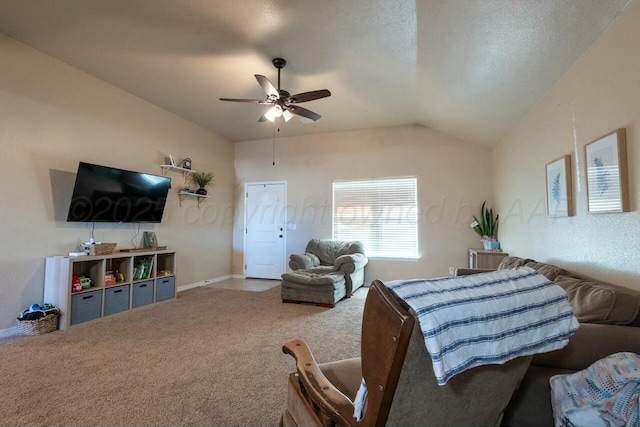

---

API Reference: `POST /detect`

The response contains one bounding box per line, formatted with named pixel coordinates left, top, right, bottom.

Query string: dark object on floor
left=17, top=307, right=60, bottom=336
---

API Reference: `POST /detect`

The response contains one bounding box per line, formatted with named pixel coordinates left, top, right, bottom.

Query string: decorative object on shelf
left=104, top=271, right=117, bottom=286
left=94, top=243, right=117, bottom=255
left=546, top=155, right=573, bottom=217
left=143, top=231, right=158, bottom=248
left=190, top=171, right=215, bottom=195
left=470, top=201, right=500, bottom=250
left=165, top=155, right=176, bottom=166
left=585, top=128, right=629, bottom=214
left=181, top=158, right=192, bottom=170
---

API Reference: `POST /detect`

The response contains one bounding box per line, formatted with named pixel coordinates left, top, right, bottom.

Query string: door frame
left=243, top=180, right=288, bottom=279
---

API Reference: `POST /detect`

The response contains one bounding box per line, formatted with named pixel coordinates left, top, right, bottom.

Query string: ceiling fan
left=220, top=57, right=331, bottom=123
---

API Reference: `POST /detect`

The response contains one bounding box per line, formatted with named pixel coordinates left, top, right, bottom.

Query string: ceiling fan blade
left=289, top=105, right=321, bottom=122
left=255, top=75, right=279, bottom=98
left=288, top=89, right=331, bottom=103
left=219, top=98, right=271, bottom=104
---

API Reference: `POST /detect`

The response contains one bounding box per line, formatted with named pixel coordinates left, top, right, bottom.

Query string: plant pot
left=482, top=240, right=500, bottom=250
left=196, top=188, right=207, bottom=196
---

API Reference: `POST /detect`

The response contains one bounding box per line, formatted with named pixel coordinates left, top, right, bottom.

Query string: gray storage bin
left=104, top=284, right=130, bottom=316
left=155, top=276, right=175, bottom=302
left=70, top=290, right=103, bottom=325
left=132, top=280, right=154, bottom=308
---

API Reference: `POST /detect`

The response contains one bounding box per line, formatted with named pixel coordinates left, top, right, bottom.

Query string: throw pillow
left=554, top=275, right=640, bottom=325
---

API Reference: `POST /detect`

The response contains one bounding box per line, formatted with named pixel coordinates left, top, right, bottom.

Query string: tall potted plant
left=190, top=171, right=215, bottom=195
left=471, top=201, right=500, bottom=250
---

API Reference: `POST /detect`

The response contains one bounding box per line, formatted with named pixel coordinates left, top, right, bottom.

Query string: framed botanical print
left=545, top=155, right=573, bottom=217
left=584, top=128, right=629, bottom=213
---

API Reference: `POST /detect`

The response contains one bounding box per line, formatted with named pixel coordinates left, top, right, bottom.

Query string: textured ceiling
left=0, top=0, right=633, bottom=145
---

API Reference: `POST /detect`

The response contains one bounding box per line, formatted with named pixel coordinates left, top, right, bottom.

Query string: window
left=333, top=177, right=418, bottom=258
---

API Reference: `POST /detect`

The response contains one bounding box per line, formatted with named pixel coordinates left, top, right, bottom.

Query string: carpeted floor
left=0, top=285, right=367, bottom=427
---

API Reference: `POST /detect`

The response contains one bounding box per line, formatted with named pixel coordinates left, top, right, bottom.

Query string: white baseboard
left=0, top=326, right=20, bottom=339
left=232, top=274, right=246, bottom=279
left=177, top=275, right=233, bottom=292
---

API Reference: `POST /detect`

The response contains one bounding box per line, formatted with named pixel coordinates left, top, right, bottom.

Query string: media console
left=44, top=250, right=176, bottom=330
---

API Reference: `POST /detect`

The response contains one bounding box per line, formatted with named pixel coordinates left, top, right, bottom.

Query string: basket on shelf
left=17, top=313, right=59, bottom=336
left=94, top=243, right=117, bottom=255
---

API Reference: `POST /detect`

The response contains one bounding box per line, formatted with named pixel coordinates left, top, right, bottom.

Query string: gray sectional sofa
left=457, top=255, right=640, bottom=427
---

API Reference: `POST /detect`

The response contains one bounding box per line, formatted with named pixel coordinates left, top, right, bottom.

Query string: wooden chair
left=281, top=280, right=533, bottom=427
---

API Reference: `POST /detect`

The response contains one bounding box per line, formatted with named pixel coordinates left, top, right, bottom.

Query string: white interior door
left=244, top=182, right=286, bottom=279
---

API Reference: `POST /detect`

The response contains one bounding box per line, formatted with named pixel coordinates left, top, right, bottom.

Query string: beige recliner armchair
left=288, top=239, right=368, bottom=295
left=281, top=280, right=532, bottom=427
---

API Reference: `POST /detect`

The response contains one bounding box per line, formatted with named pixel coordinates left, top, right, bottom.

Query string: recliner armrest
left=334, top=253, right=368, bottom=274
left=532, top=323, right=640, bottom=371
left=289, top=253, right=320, bottom=270
left=283, top=340, right=355, bottom=426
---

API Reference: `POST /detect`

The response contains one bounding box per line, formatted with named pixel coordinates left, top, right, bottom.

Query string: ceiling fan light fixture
left=264, top=105, right=283, bottom=122
left=283, top=109, right=294, bottom=122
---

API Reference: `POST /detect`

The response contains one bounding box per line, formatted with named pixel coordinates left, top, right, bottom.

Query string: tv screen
left=67, top=162, right=171, bottom=223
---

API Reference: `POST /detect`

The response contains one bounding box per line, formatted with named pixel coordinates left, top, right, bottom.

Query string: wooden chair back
left=359, top=280, right=415, bottom=426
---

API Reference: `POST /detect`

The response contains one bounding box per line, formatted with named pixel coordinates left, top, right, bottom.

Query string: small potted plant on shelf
left=190, top=171, right=215, bottom=195
left=470, top=201, right=500, bottom=250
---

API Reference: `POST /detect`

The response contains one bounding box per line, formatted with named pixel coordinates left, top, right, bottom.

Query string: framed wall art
left=546, top=155, right=573, bottom=217
left=584, top=128, right=629, bottom=214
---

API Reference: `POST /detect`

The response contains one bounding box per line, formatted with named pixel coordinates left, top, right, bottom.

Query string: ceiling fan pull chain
left=272, top=120, right=276, bottom=166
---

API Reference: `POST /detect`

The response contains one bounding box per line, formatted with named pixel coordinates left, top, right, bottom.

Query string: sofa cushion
left=289, top=253, right=320, bottom=270
left=305, top=239, right=366, bottom=266
left=524, top=262, right=572, bottom=282
left=554, top=275, right=640, bottom=325
left=498, top=256, right=535, bottom=270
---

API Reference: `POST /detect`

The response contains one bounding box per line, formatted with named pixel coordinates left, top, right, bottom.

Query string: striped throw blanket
left=386, top=267, right=579, bottom=385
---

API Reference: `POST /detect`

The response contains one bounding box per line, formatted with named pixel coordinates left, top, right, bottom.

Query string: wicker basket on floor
left=94, top=243, right=116, bottom=255
left=17, top=313, right=59, bottom=336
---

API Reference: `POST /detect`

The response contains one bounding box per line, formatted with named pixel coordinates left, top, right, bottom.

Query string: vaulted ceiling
left=0, top=0, right=633, bottom=145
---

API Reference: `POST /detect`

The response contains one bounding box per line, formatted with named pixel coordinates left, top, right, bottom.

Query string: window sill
left=368, top=256, right=421, bottom=262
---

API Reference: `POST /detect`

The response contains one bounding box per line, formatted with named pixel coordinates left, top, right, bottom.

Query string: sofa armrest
left=532, top=323, right=640, bottom=371
left=454, top=268, right=496, bottom=276
left=334, top=253, right=368, bottom=274
left=289, top=253, right=320, bottom=270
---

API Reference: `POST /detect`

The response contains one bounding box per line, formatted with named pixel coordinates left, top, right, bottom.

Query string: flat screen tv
left=67, top=162, right=171, bottom=223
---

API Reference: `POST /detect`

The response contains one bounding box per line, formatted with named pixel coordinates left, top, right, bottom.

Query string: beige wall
left=493, top=1, right=640, bottom=287
left=0, top=35, right=234, bottom=331
left=234, top=125, right=494, bottom=283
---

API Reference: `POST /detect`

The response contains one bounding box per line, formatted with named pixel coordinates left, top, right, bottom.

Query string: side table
left=468, top=249, right=509, bottom=270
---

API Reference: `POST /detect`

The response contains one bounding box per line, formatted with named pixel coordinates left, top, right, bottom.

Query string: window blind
left=333, top=177, right=418, bottom=258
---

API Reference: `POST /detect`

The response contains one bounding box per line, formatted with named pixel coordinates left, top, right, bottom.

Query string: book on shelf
left=143, top=231, right=158, bottom=248
left=133, top=256, right=154, bottom=280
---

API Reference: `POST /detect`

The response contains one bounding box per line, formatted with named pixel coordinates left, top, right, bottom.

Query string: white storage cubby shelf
left=160, top=164, right=209, bottom=207
left=44, top=250, right=177, bottom=330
